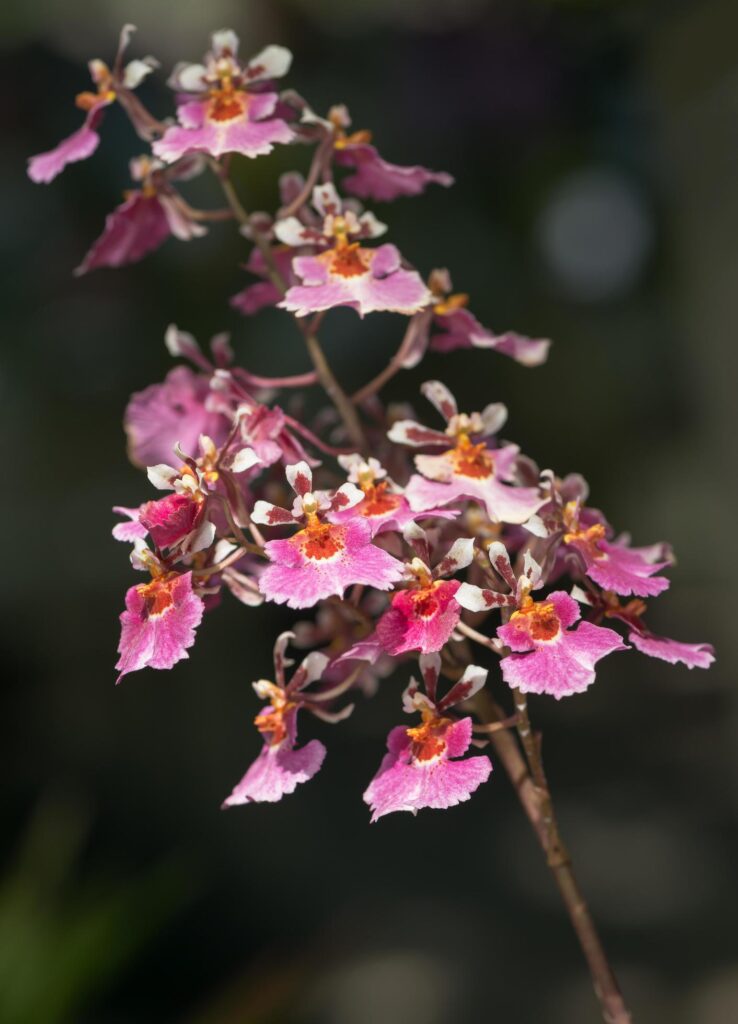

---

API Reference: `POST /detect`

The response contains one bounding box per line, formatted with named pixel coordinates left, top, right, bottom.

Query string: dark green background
left=2, top=1, right=736, bottom=1021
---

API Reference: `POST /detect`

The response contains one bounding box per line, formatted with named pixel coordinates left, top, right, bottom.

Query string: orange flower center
left=296, top=518, right=345, bottom=561
left=333, top=127, right=373, bottom=149
left=75, top=87, right=116, bottom=111
left=450, top=434, right=493, bottom=479
left=434, top=292, right=469, bottom=316
left=406, top=708, right=451, bottom=762
left=136, top=575, right=176, bottom=618
left=208, top=83, right=247, bottom=122
left=409, top=584, right=443, bottom=620
left=602, top=592, right=647, bottom=620
left=359, top=481, right=402, bottom=518
left=564, top=522, right=606, bottom=559
left=324, top=241, right=370, bottom=278
left=254, top=696, right=292, bottom=747
left=510, top=596, right=561, bottom=641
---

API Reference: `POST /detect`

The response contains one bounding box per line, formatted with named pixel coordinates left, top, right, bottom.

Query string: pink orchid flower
left=364, top=654, right=492, bottom=821
left=254, top=462, right=404, bottom=608
left=392, top=380, right=545, bottom=524
left=275, top=183, right=431, bottom=317
left=562, top=500, right=671, bottom=598
left=153, top=32, right=294, bottom=162
left=224, top=633, right=353, bottom=805
left=116, top=543, right=204, bottom=682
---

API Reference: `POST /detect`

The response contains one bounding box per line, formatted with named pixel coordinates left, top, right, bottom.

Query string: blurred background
left=3, top=0, right=737, bottom=1021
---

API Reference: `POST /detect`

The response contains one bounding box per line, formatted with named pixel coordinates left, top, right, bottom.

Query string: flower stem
left=303, top=333, right=366, bottom=451
left=476, top=689, right=632, bottom=1024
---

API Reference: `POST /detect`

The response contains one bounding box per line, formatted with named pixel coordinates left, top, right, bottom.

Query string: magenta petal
left=124, top=366, right=229, bottom=467
left=405, top=472, right=543, bottom=524
left=429, top=309, right=551, bottom=367
left=154, top=98, right=293, bottom=162
left=139, top=493, right=201, bottom=548
left=336, top=142, right=454, bottom=201
left=28, top=100, right=109, bottom=184
left=629, top=631, right=715, bottom=669
left=230, top=279, right=282, bottom=315
left=581, top=540, right=670, bottom=598
left=375, top=584, right=461, bottom=655
left=75, top=193, right=173, bottom=275
left=112, top=506, right=147, bottom=542
left=223, top=738, right=326, bottom=805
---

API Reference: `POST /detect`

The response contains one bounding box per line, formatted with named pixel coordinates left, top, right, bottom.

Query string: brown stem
left=351, top=356, right=404, bottom=406
left=476, top=690, right=632, bottom=1024
left=304, top=333, right=366, bottom=451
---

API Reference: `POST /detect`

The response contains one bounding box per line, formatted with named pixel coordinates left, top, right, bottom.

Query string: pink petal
left=75, top=193, right=173, bottom=275
left=124, top=366, right=228, bottom=468
left=28, top=100, right=110, bottom=184
left=628, top=631, right=715, bottom=669
left=336, top=142, right=453, bottom=201
left=223, top=739, right=326, bottom=805
left=580, top=540, right=670, bottom=598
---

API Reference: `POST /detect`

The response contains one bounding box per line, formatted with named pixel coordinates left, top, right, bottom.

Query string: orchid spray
left=31, top=26, right=714, bottom=1023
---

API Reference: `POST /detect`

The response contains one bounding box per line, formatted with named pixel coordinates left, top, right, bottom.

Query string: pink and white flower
left=498, top=590, right=627, bottom=699
left=153, top=33, right=294, bottom=163
left=364, top=654, right=492, bottom=821
left=75, top=155, right=206, bottom=274
left=275, top=183, right=431, bottom=317
left=562, top=501, right=671, bottom=598
left=223, top=634, right=334, bottom=805
left=392, top=381, right=545, bottom=524
left=399, top=268, right=551, bottom=369
left=254, top=462, right=404, bottom=608
left=330, top=454, right=457, bottom=537
left=28, top=25, right=158, bottom=184
left=371, top=525, right=475, bottom=657
left=116, top=546, right=204, bottom=682
left=326, top=105, right=454, bottom=202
